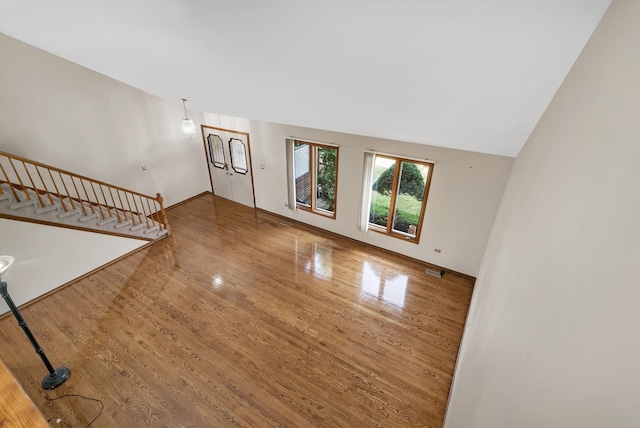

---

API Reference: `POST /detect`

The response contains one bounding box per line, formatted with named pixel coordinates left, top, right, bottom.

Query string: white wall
left=0, top=33, right=211, bottom=207
left=445, top=1, right=640, bottom=426
left=203, top=114, right=513, bottom=277
left=0, top=219, right=145, bottom=313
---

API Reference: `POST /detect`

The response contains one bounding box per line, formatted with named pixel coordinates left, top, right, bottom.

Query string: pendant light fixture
left=181, top=98, right=197, bottom=139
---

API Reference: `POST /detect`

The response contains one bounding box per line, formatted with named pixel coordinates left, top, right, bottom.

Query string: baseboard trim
left=254, top=207, right=476, bottom=282
left=165, top=191, right=213, bottom=211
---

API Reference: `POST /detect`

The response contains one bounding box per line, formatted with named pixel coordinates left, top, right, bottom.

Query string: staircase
left=0, top=151, right=169, bottom=241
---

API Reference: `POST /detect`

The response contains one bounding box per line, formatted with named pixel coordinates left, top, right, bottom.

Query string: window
left=365, top=155, right=433, bottom=243
left=292, top=140, right=339, bottom=218
left=229, top=138, right=248, bottom=174
left=207, top=134, right=226, bottom=169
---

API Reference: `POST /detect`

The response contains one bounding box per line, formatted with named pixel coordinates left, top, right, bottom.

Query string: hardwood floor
left=0, top=195, right=474, bottom=427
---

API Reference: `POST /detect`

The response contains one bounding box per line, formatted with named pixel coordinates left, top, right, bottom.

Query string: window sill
left=296, top=204, right=336, bottom=220
left=368, top=225, right=420, bottom=244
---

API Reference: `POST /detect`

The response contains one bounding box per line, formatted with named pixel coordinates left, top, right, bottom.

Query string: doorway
left=201, top=126, right=255, bottom=207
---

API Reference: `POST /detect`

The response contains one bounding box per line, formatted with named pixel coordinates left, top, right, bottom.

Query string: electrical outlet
left=434, top=248, right=441, bottom=253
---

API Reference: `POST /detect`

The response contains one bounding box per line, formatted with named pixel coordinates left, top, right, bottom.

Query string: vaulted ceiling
left=0, top=0, right=611, bottom=156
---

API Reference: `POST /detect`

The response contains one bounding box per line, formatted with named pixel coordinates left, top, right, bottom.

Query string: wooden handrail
left=0, top=151, right=170, bottom=236
left=0, top=150, right=158, bottom=200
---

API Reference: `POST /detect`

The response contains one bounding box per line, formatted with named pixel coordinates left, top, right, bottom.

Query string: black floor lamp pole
left=0, top=280, right=70, bottom=389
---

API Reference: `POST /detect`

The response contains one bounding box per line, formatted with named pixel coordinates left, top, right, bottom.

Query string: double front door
left=202, top=126, right=255, bottom=207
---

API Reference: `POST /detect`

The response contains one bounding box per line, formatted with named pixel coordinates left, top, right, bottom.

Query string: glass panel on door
left=229, top=138, right=248, bottom=174
left=208, top=134, right=226, bottom=169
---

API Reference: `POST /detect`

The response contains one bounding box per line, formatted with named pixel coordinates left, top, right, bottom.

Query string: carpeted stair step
left=10, top=197, right=37, bottom=209
left=97, top=216, right=117, bottom=226
left=114, top=219, right=132, bottom=229
left=130, top=222, right=146, bottom=232
left=41, top=193, right=75, bottom=213
left=143, top=225, right=160, bottom=234
left=32, top=195, right=61, bottom=215
left=12, top=189, right=62, bottom=214
left=35, top=203, right=60, bottom=214
left=79, top=212, right=100, bottom=222
left=0, top=181, right=165, bottom=241
left=58, top=208, right=81, bottom=219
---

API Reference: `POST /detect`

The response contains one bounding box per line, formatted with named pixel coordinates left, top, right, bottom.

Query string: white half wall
left=0, top=33, right=211, bottom=208
left=0, top=219, right=145, bottom=314
left=202, top=114, right=513, bottom=277
left=445, top=1, right=640, bottom=426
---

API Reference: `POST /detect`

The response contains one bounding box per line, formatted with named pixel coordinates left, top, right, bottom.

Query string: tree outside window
left=369, top=155, right=433, bottom=242
left=294, top=141, right=338, bottom=218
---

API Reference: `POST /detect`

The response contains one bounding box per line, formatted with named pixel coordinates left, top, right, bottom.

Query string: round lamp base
left=42, top=367, right=70, bottom=389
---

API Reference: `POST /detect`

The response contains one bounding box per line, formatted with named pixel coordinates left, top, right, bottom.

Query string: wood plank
left=0, top=194, right=473, bottom=427
left=0, top=358, right=48, bottom=427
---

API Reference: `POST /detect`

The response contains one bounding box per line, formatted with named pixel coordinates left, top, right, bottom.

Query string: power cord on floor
left=47, top=418, right=71, bottom=428
left=45, top=392, right=104, bottom=428
left=46, top=417, right=71, bottom=428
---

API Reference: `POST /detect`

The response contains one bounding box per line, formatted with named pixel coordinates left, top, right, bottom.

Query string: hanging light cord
left=181, top=98, right=189, bottom=120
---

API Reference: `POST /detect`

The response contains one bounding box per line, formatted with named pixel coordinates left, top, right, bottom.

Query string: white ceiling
left=0, top=0, right=611, bottom=157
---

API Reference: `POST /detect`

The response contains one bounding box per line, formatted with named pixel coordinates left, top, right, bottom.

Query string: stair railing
left=0, top=151, right=170, bottom=235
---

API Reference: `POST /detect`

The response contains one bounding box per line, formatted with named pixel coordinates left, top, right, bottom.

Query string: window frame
left=293, top=139, right=339, bottom=219
left=368, top=155, right=434, bottom=244
left=207, top=134, right=226, bottom=169
left=228, top=138, right=248, bottom=174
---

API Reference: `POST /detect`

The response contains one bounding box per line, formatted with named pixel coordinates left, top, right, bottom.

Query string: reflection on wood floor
left=0, top=194, right=474, bottom=427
